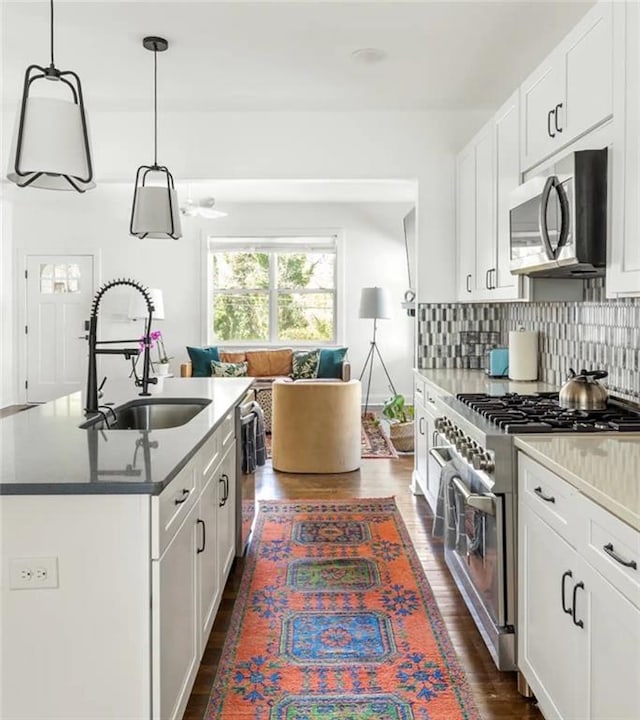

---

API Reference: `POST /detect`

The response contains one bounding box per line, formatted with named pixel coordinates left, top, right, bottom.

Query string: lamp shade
left=7, top=96, right=95, bottom=191
left=128, top=288, right=165, bottom=320
left=359, top=287, right=392, bottom=320
left=131, top=185, right=182, bottom=239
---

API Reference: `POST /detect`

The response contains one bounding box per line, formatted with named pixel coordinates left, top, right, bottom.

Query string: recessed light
left=351, top=48, right=387, bottom=64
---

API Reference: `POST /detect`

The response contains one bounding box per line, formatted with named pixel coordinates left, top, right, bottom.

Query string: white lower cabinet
left=217, top=443, right=237, bottom=585
left=519, top=502, right=588, bottom=720
left=197, top=472, right=221, bottom=649
left=153, top=501, right=200, bottom=720
left=412, top=376, right=441, bottom=513
left=153, top=438, right=237, bottom=720
left=518, top=453, right=640, bottom=720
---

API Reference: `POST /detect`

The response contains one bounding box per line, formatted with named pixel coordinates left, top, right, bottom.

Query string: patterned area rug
left=205, top=498, right=480, bottom=720
left=361, top=412, right=398, bottom=459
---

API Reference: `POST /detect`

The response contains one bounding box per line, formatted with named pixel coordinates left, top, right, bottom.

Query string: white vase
left=155, top=363, right=170, bottom=376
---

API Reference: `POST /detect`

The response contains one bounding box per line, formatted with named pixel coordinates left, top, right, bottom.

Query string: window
left=209, top=236, right=337, bottom=345
left=40, top=263, right=81, bottom=294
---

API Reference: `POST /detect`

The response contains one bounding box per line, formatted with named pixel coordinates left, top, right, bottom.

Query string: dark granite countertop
left=0, top=377, right=253, bottom=495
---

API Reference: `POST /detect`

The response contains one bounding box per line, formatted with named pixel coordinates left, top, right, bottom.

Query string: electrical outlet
left=9, top=558, right=58, bottom=590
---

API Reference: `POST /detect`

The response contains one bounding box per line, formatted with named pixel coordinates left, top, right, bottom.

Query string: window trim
left=205, top=230, right=343, bottom=348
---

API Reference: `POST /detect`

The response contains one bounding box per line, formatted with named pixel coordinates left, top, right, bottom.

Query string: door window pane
left=40, top=263, right=81, bottom=294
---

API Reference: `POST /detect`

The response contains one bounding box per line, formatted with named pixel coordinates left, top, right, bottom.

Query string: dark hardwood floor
left=183, top=456, right=542, bottom=720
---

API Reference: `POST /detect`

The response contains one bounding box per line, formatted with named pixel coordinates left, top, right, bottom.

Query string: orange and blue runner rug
left=206, top=498, right=480, bottom=719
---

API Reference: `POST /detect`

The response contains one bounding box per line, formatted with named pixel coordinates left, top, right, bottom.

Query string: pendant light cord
left=153, top=47, right=158, bottom=166
left=49, top=0, right=55, bottom=66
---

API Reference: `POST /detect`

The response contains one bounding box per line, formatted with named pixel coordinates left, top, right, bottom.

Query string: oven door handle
left=451, top=476, right=496, bottom=516
left=429, top=447, right=450, bottom=468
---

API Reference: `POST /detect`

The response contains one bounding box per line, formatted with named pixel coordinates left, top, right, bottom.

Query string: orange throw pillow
left=246, top=349, right=293, bottom=377
left=220, top=351, right=247, bottom=363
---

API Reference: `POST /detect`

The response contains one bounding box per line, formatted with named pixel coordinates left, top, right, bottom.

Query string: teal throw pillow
left=317, top=347, right=348, bottom=379
left=211, top=360, right=248, bottom=377
left=187, top=346, right=220, bottom=377
left=292, top=349, right=320, bottom=379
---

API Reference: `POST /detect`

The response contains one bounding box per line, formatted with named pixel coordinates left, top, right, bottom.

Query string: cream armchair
left=271, top=379, right=362, bottom=474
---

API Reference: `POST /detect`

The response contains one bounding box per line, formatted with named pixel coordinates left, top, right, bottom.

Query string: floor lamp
left=358, top=287, right=397, bottom=416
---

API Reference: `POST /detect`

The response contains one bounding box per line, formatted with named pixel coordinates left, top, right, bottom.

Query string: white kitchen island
left=0, top=377, right=253, bottom=720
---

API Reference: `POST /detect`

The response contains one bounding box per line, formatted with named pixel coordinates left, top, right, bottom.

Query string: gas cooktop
left=456, top=392, right=640, bottom=434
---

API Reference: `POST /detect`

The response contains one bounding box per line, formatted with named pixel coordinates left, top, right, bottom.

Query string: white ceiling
left=176, top=178, right=418, bottom=203
left=2, top=0, right=595, bottom=113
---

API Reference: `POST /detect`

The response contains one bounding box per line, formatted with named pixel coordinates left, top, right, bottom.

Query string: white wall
left=1, top=109, right=485, bottom=405
left=5, top=187, right=413, bottom=404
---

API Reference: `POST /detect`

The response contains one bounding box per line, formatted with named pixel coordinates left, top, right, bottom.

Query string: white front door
left=26, top=255, right=94, bottom=403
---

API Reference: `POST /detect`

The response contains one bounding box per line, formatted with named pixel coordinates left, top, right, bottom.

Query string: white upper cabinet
left=521, top=2, right=613, bottom=173
left=492, top=91, right=522, bottom=298
left=456, top=141, right=477, bottom=299
left=609, top=0, right=640, bottom=297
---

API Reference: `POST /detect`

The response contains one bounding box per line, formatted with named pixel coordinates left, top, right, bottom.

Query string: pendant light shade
left=6, top=0, right=95, bottom=192
left=130, top=36, right=182, bottom=240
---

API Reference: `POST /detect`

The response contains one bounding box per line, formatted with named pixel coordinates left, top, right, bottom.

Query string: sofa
left=180, top=346, right=351, bottom=432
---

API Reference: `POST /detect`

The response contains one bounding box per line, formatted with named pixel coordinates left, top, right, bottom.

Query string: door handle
left=534, top=486, right=556, bottom=503
left=603, top=543, right=637, bottom=570
left=547, top=108, right=556, bottom=138
left=571, top=581, right=585, bottom=628
left=451, top=476, right=496, bottom=515
left=561, top=570, right=573, bottom=615
left=538, top=175, right=557, bottom=260
left=466, top=273, right=472, bottom=293
left=219, top=476, right=227, bottom=507
left=196, top=519, right=206, bottom=553
left=174, top=488, right=190, bottom=505
left=554, top=103, right=563, bottom=133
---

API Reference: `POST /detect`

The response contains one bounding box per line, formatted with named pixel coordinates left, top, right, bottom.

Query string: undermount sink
left=81, top=398, right=211, bottom=431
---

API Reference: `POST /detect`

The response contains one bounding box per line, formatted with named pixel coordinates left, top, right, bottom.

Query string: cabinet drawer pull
left=534, top=486, right=555, bottom=503
left=419, top=417, right=425, bottom=435
left=174, top=488, right=190, bottom=505
left=485, top=269, right=491, bottom=290
left=561, top=570, right=573, bottom=615
left=466, top=273, right=472, bottom=293
left=603, top=543, right=637, bottom=570
left=222, top=473, right=229, bottom=502
left=219, top=476, right=227, bottom=507
left=571, top=581, right=585, bottom=629
left=547, top=108, right=556, bottom=138
left=490, top=268, right=496, bottom=289
left=554, top=102, right=563, bottom=133
left=196, top=519, right=206, bottom=554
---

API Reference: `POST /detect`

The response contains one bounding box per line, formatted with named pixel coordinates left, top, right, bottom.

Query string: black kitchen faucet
left=84, top=278, right=157, bottom=415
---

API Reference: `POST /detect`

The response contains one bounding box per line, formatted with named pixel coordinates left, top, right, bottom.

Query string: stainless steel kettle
left=559, top=368, right=608, bottom=410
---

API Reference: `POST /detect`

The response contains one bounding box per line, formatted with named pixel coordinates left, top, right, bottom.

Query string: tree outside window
left=210, top=237, right=337, bottom=344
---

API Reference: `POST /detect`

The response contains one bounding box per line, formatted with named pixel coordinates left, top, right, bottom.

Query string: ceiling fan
left=180, top=197, right=228, bottom=219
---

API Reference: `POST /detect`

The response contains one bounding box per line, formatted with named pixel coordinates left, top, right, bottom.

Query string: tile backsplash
left=417, top=279, right=640, bottom=402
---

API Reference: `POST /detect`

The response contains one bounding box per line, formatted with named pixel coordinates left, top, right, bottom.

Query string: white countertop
left=414, top=368, right=557, bottom=398
left=514, top=434, right=640, bottom=532
left=0, top=377, right=253, bottom=495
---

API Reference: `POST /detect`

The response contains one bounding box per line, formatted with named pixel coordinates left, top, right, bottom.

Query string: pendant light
left=7, top=0, right=95, bottom=192
left=130, top=36, right=182, bottom=240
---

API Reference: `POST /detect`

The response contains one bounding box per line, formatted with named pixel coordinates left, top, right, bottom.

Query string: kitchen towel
left=509, top=328, right=538, bottom=381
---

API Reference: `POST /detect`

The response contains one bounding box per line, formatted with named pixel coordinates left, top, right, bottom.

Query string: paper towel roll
left=509, top=329, right=538, bottom=381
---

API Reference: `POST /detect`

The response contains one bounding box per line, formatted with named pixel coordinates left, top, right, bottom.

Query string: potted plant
left=381, top=393, right=415, bottom=452
left=139, top=330, right=173, bottom=376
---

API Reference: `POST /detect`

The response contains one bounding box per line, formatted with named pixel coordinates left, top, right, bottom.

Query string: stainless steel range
left=431, top=391, right=640, bottom=673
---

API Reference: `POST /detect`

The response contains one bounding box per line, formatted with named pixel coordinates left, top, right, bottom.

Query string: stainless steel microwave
left=509, top=149, right=607, bottom=277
